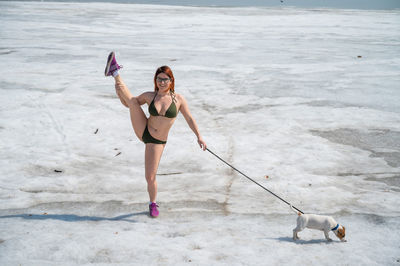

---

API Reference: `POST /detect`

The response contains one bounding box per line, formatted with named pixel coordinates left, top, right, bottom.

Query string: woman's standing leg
left=145, top=143, right=165, bottom=217
left=114, top=75, right=147, bottom=141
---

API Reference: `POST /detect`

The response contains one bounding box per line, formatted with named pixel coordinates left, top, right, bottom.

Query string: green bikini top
left=148, top=91, right=177, bottom=118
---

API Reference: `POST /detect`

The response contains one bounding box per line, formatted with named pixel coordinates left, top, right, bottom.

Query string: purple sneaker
left=104, top=51, right=122, bottom=76
left=149, top=202, right=159, bottom=218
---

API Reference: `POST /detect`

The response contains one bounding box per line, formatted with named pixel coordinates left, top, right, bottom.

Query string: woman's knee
left=146, top=174, right=156, bottom=184
left=127, top=97, right=139, bottom=108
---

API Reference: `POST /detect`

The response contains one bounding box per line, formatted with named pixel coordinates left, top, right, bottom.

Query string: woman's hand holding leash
left=198, top=137, right=207, bottom=151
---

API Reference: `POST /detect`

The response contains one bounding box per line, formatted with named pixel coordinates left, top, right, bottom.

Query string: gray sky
left=7, top=0, right=400, bottom=9
left=112, top=0, right=400, bottom=9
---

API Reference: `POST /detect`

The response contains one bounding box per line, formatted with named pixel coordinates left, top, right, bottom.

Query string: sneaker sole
left=104, top=51, right=115, bottom=76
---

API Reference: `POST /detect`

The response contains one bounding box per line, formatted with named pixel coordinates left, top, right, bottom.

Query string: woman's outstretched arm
left=179, top=95, right=207, bottom=150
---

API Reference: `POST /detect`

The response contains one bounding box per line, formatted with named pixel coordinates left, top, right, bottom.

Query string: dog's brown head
left=336, top=226, right=346, bottom=242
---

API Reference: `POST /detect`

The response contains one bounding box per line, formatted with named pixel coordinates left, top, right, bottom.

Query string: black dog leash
left=206, top=148, right=304, bottom=214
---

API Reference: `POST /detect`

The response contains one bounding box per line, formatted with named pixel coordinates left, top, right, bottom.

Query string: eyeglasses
left=157, top=77, right=171, bottom=83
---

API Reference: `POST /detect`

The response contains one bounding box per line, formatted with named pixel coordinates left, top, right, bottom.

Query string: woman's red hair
left=154, top=66, right=175, bottom=92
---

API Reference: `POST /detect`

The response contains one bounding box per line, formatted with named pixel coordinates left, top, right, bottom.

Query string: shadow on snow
left=269, top=237, right=337, bottom=244
left=0, top=212, right=149, bottom=223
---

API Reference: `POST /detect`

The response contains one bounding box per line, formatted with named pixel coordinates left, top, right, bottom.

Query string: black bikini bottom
left=142, top=125, right=166, bottom=144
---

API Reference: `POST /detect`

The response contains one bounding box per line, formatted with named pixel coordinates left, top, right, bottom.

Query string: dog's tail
left=290, top=204, right=302, bottom=216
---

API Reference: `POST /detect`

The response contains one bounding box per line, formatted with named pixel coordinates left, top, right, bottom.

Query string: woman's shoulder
left=137, top=91, right=155, bottom=103
left=174, top=93, right=185, bottom=101
left=141, top=91, right=156, bottom=98
left=139, top=91, right=155, bottom=95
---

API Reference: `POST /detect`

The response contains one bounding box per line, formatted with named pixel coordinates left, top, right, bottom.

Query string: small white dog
left=291, top=205, right=346, bottom=242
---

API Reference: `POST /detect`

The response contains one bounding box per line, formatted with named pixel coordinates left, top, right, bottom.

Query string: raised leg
left=115, top=87, right=129, bottom=108
left=145, top=143, right=165, bottom=202
left=114, top=75, right=133, bottom=106
left=114, top=75, right=147, bottom=140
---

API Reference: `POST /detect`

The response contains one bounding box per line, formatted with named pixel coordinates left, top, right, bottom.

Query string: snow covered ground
left=0, top=2, right=399, bottom=265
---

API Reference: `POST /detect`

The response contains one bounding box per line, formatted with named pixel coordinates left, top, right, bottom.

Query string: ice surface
left=0, top=2, right=400, bottom=265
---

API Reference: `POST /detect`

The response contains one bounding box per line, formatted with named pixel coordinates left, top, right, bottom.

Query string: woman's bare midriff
left=147, top=116, right=177, bottom=141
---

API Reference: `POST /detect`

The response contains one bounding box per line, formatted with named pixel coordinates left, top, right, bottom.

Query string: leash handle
left=206, top=148, right=304, bottom=214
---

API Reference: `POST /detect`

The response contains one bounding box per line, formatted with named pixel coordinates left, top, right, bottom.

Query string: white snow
left=0, top=2, right=400, bottom=265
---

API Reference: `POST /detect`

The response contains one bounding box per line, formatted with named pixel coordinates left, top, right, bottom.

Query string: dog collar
left=331, top=224, right=339, bottom=231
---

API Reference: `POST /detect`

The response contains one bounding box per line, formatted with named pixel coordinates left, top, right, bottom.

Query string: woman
left=105, top=52, right=207, bottom=218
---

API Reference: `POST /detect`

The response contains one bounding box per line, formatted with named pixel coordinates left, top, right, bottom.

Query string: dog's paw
left=327, top=238, right=333, bottom=242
